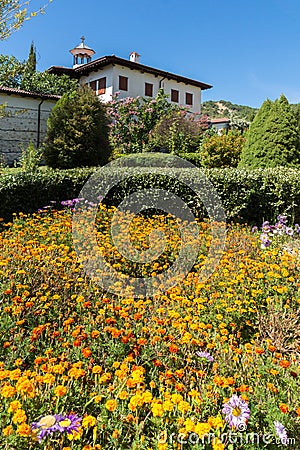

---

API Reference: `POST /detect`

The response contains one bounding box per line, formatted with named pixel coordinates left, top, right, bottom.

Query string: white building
left=0, top=87, right=59, bottom=165
left=48, top=38, right=212, bottom=114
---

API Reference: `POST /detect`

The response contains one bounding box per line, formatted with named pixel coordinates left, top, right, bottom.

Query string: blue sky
left=1, top=0, right=300, bottom=108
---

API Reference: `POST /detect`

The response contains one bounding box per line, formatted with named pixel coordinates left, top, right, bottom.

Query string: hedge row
left=1, top=166, right=300, bottom=225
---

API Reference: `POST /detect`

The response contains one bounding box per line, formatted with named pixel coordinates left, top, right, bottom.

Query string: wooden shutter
left=186, top=92, right=193, bottom=106
left=97, top=77, right=106, bottom=95
left=145, top=82, right=153, bottom=97
left=171, top=89, right=179, bottom=102
left=119, top=76, right=128, bottom=91
left=89, top=80, right=97, bottom=92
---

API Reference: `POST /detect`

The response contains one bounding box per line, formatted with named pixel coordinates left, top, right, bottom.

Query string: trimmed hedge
left=0, top=167, right=94, bottom=221
left=1, top=166, right=300, bottom=225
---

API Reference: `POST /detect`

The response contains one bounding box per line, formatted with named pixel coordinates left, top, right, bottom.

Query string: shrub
left=106, top=89, right=180, bottom=154
left=44, top=86, right=110, bottom=169
left=0, top=167, right=94, bottom=221
left=148, top=110, right=207, bottom=153
left=18, top=142, right=42, bottom=172
left=240, top=94, right=300, bottom=168
left=2, top=166, right=300, bottom=225
left=201, top=130, right=245, bottom=168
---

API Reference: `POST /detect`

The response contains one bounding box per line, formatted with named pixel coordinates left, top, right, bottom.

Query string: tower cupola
left=70, top=36, right=95, bottom=68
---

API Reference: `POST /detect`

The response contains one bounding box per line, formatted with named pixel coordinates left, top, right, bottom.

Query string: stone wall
left=0, top=90, right=58, bottom=166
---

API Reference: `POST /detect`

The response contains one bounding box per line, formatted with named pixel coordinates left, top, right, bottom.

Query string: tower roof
left=70, top=36, right=95, bottom=57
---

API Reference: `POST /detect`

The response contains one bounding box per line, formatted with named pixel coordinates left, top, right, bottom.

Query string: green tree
left=20, top=71, right=78, bottom=95
left=240, top=95, right=300, bottom=168
left=0, top=0, right=52, bottom=40
left=24, top=41, right=36, bottom=76
left=201, top=130, right=245, bottom=168
left=44, top=86, right=111, bottom=169
left=148, top=110, right=207, bottom=154
left=0, top=54, right=25, bottom=87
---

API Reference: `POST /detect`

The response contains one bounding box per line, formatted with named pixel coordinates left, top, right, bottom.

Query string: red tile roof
left=48, top=55, right=212, bottom=90
left=0, top=86, right=61, bottom=100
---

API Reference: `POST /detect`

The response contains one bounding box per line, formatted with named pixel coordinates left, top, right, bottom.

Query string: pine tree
left=239, top=95, right=300, bottom=168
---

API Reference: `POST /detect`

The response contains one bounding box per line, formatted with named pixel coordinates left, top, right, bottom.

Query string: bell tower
left=70, top=36, right=95, bottom=68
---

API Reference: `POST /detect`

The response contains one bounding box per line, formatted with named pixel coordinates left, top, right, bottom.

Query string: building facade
left=48, top=39, right=212, bottom=114
left=0, top=87, right=59, bottom=165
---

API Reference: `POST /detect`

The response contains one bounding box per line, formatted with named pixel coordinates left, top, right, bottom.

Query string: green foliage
left=18, top=141, right=41, bottom=172
left=240, top=95, right=300, bottom=168
left=201, top=130, right=245, bottom=168
left=0, top=166, right=94, bottom=220
left=23, top=41, right=36, bottom=77
left=0, top=52, right=77, bottom=95
left=0, top=0, right=53, bottom=40
left=0, top=54, right=25, bottom=87
left=44, top=86, right=111, bottom=169
left=20, top=71, right=78, bottom=95
left=106, top=89, right=180, bottom=154
left=148, top=110, right=207, bottom=153
left=2, top=166, right=300, bottom=225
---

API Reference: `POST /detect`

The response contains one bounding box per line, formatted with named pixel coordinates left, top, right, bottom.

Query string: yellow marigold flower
left=2, top=425, right=13, bottom=436
left=112, top=429, right=120, bottom=438
left=12, top=409, right=27, bottom=424
left=118, top=390, right=129, bottom=400
left=1, top=384, right=16, bottom=398
left=16, top=423, right=31, bottom=437
left=194, top=422, right=211, bottom=438
left=184, top=418, right=195, bottom=432
left=171, top=393, right=183, bottom=404
left=142, top=391, right=153, bottom=403
left=82, top=415, right=97, bottom=428
left=151, top=401, right=164, bottom=417
left=212, top=437, right=225, bottom=450
left=157, top=444, right=168, bottom=450
left=105, top=399, right=117, bottom=412
left=9, top=369, right=21, bottom=380
left=67, top=427, right=83, bottom=441
left=92, top=365, right=102, bottom=374
left=54, top=385, right=67, bottom=397
left=208, top=415, right=224, bottom=429
left=177, top=400, right=191, bottom=413
left=163, top=400, right=174, bottom=412
left=8, top=400, right=22, bottom=413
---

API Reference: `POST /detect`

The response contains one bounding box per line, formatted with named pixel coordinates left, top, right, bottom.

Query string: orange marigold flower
left=16, top=423, right=31, bottom=437
left=12, top=409, right=27, bottom=424
left=279, top=403, right=289, bottom=414
left=82, top=415, right=97, bottom=428
left=295, top=407, right=300, bottom=417
left=1, top=384, right=16, bottom=398
left=112, top=429, right=120, bottom=439
left=2, top=425, right=13, bottom=436
left=82, top=348, right=92, bottom=358
left=169, top=344, right=179, bottom=353
left=279, top=360, right=290, bottom=369
left=54, top=385, right=67, bottom=397
left=118, top=390, right=129, bottom=400
left=105, top=399, right=117, bottom=412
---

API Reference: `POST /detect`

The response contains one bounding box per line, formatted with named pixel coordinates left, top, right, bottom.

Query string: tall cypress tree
left=239, top=99, right=273, bottom=168
left=239, top=95, right=300, bottom=168
left=25, top=41, right=36, bottom=76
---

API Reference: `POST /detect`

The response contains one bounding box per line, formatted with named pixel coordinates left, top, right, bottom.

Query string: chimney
left=129, top=51, right=141, bottom=63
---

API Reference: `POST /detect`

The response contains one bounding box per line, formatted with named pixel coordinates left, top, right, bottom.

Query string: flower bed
left=0, top=207, right=299, bottom=449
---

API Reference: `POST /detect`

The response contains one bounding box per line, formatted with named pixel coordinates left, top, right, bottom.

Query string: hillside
left=202, top=100, right=257, bottom=122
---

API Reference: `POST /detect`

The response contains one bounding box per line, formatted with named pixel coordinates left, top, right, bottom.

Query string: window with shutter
left=119, top=76, right=128, bottom=91
left=89, top=80, right=97, bottom=92
left=145, top=82, right=153, bottom=97
left=171, top=89, right=179, bottom=102
left=186, top=92, right=193, bottom=106
left=97, top=77, right=106, bottom=95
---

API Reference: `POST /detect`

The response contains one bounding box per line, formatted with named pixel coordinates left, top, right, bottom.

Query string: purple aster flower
left=31, top=414, right=58, bottom=441
left=294, top=223, right=300, bottom=233
left=274, top=421, right=288, bottom=446
left=251, top=226, right=258, bottom=233
left=196, top=351, right=214, bottom=362
left=285, top=227, right=294, bottom=236
left=277, top=214, right=288, bottom=225
left=55, top=414, right=82, bottom=435
left=260, top=233, right=271, bottom=249
left=222, top=395, right=250, bottom=429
